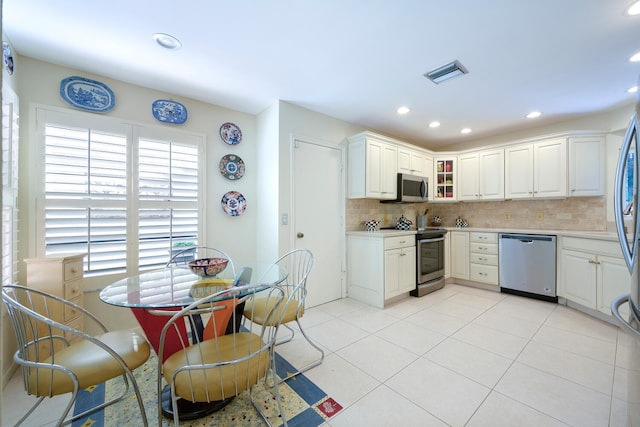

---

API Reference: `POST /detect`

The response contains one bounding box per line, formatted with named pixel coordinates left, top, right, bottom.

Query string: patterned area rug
left=72, top=352, right=342, bottom=426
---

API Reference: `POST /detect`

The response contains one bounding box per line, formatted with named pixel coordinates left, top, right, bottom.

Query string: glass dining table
left=99, top=262, right=287, bottom=420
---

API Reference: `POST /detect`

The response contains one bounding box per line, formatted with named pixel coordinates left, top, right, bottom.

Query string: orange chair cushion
left=243, top=297, right=303, bottom=326
left=28, top=330, right=150, bottom=396
left=163, top=332, right=269, bottom=402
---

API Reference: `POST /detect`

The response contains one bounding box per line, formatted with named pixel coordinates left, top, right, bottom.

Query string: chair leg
left=12, top=396, right=46, bottom=427
left=250, top=351, right=288, bottom=427
left=275, top=323, right=295, bottom=345
left=278, top=318, right=324, bottom=384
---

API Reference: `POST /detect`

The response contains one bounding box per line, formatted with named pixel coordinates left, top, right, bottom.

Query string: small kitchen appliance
left=381, top=173, right=428, bottom=203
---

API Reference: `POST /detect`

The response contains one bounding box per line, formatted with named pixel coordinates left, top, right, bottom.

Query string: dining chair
left=157, top=282, right=287, bottom=426
left=242, top=248, right=325, bottom=383
left=1, top=284, right=151, bottom=426
left=166, top=245, right=237, bottom=277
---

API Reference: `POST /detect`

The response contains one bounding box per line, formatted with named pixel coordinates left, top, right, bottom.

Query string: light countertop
left=347, top=227, right=620, bottom=241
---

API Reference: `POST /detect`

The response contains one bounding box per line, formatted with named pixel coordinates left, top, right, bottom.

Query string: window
left=2, top=86, right=19, bottom=285
left=38, top=109, right=203, bottom=276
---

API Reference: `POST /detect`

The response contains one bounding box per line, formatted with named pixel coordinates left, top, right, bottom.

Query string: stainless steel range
left=411, top=227, right=448, bottom=297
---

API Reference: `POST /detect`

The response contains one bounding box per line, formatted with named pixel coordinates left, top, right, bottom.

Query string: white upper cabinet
left=397, top=146, right=426, bottom=176
left=506, top=138, right=567, bottom=199
left=459, top=149, right=504, bottom=201
left=348, top=132, right=398, bottom=199
left=568, top=135, right=605, bottom=197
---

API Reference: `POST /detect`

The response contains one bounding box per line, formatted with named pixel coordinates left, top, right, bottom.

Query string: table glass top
left=99, top=264, right=286, bottom=308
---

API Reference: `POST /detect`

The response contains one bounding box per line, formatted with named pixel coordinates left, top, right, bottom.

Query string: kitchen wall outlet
left=536, top=212, right=544, bottom=221
left=281, top=213, right=288, bottom=225
left=505, top=212, right=512, bottom=221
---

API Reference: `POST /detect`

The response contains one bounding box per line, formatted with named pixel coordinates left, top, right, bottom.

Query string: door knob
left=297, top=232, right=304, bottom=238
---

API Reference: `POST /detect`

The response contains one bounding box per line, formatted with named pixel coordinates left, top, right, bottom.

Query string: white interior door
left=293, top=138, right=344, bottom=307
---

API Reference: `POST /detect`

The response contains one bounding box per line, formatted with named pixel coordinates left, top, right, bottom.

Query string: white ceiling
left=3, top=0, right=640, bottom=149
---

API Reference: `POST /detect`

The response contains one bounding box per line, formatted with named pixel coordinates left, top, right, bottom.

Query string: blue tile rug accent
left=71, top=351, right=340, bottom=426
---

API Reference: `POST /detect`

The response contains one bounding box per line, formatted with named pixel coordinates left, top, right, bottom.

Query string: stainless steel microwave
left=384, top=173, right=428, bottom=203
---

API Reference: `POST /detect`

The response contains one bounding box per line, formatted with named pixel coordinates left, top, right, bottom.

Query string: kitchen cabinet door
left=559, top=249, right=597, bottom=309
left=569, top=136, right=605, bottom=197
left=597, top=254, right=630, bottom=317
left=450, top=231, right=469, bottom=280
left=479, top=149, right=504, bottom=200
left=348, top=133, right=397, bottom=200
left=460, top=149, right=504, bottom=201
left=384, top=244, right=416, bottom=298
left=505, top=144, right=534, bottom=199
left=458, top=152, right=479, bottom=201
left=434, top=157, right=457, bottom=201
left=534, top=138, right=567, bottom=198
left=398, top=147, right=425, bottom=176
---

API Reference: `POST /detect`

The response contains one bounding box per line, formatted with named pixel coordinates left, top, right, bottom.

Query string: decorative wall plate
left=60, top=76, right=115, bottom=113
left=219, top=122, right=242, bottom=145
left=151, top=99, right=188, bottom=124
left=221, top=191, right=246, bottom=216
left=3, top=41, right=13, bottom=75
left=219, top=154, right=245, bottom=180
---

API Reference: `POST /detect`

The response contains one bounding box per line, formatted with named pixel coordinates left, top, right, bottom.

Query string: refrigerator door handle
left=611, top=293, right=640, bottom=340
left=614, top=113, right=639, bottom=272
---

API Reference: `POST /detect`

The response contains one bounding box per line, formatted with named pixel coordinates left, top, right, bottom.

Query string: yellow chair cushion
left=163, top=332, right=269, bottom=402
left=28, top=330, right=150, bottom=396
left=243, top=297, right=303, bottom=326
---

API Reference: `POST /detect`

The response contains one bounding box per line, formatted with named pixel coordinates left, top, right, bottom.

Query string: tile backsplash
left=346, top=197, right=606, bottom=232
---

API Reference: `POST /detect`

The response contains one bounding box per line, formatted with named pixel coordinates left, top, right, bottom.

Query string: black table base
left=161, top=385, right=234, bottom=421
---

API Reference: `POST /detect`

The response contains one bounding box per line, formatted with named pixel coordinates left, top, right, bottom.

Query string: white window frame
left=2, top=86, right=19, bottom=287
left=34, top=106, right=206, bottom=278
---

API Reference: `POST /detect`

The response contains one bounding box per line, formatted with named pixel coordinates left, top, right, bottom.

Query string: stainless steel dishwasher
left=498, top=233, right=557, bottom=302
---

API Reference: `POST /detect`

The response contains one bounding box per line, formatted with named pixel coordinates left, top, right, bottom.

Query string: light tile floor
left=277, top=284, right=631, bottom=427
left=2, top=283, right=633, bottom=426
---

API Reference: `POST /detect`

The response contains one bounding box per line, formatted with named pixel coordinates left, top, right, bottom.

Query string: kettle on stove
left=396, top=215, right=412, bottom=230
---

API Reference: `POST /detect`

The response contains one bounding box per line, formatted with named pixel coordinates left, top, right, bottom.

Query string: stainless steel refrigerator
left=612, top=81, right=640, bottom=425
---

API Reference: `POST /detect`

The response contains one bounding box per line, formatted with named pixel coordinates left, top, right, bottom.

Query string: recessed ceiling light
left=629, top=86, right=639, bottom=93
left=396, top=106, right=410, bottom=115
left=630, top=51, right=640, bottom=62
left=461, top=128, right=472, bottom=134
left=627, top=1, right=640, bottom=15
left=153, top=33, right=182, bottom=50
left=429, top=121, right=441, bottom=128
left=526, top=111, right=542, bottom=119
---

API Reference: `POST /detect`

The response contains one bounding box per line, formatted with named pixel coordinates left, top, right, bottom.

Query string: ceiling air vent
left=424, top=60, right=468, bottom=84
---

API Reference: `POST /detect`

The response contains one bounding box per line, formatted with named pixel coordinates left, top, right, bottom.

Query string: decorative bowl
left=188, top=257, right=229, bottom=277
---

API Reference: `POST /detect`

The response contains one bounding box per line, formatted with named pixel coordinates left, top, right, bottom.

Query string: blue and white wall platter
left=3, top=41, right=14, bottom=75
left=219, top=122, right=242, bottom=145
left=151, top=99, right=188, bottom=124
left=60, top=76, right=115, bottom=113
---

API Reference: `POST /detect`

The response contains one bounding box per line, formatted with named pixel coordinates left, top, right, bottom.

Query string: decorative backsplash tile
left=346, top=197, right=606, bottom=232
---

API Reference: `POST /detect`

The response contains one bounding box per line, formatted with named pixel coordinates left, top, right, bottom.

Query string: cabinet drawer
left=470, top=264, right=499, bottom=284
left=384, top=235, right=414, bottom=250
left=470, top=253, right=498, bottom=266
left=561, top=236, right=622, bottom=258
left=64, top=279, right=83, bottom=301
left=64, top=296, right=83, bottom=322
left=64, top=260, right=83, bottom=281
left=470, top=242, right=498, bottom=255
left=470, top=232, right=498, bottom=243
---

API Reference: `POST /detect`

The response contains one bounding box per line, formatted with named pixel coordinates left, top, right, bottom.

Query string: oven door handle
left=418, top=237, right=445, bottom=243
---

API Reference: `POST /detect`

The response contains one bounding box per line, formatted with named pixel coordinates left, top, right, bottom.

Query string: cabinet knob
left=297, top=232, right=304, bottom=238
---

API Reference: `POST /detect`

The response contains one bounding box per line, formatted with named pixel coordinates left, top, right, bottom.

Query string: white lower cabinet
left=347, top=232, right=415, bottom=308
left=558, top=236, right=630, bottom=316
left=469, top=232, right=499, bottom=286
left=450, top=231, right=469, bottom=280
left=384, top=237, right=417, bottom=299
